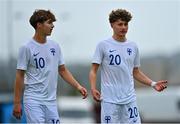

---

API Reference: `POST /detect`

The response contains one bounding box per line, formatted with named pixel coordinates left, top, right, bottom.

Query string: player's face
left=111, top=19, right=128, bottom=38
left=40, top=19, right=54, bottom=36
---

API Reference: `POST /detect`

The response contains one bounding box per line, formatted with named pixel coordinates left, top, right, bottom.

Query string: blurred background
left=0, top=0, right=180, bottom=123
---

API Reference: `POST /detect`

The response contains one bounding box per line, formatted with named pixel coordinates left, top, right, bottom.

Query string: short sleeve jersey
left=17, top=39, right=64, bottom=104
left=92, top=37, right=140, bottom=104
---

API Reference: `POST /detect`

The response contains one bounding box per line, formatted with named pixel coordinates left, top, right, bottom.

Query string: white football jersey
left=92, top=37, right=140, bottom=104
left=17, top=39, right=64, bottom=105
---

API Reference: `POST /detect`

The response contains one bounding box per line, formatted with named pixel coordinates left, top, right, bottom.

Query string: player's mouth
left=49, top=29, right=53, bottom=33
left=120, top=30, right=127, bottom=34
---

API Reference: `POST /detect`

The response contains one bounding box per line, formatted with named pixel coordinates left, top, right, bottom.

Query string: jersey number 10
left=34, top=57, right=45, bottom=69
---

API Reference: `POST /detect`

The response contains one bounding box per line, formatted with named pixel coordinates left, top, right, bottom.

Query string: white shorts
left=101, top=101, right=141, bottom=124
left=24, top=103, right=60, bottom=123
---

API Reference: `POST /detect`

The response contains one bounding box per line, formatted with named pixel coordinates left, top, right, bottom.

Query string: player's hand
left=78, top=85, right=88, bottom=99
left=13, top=103, right=22, bottom=120
left=153, top=80, right=168, bottom=92
left=91, top=89, right=101, bottom=102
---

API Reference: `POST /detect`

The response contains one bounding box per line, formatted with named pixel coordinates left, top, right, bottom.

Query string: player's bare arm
left=133, top=67, right=167, bottom=91
left=89, top=63, right=101, bottom=102
left=13, top=69, right=25, bottom=119
left=58, top=64, right=88, bottom=99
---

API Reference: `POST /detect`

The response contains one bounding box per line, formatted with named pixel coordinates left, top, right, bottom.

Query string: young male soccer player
left=13, top=9, right=88, bottom=123
left=89, top=9, right=168, bottom=123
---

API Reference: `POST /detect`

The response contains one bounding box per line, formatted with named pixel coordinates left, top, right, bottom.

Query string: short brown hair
left=109, top=9, right=132, bottom=23
left=29, top=9, right=56, bottom=29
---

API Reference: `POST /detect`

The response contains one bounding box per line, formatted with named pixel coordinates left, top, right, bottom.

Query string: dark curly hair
left=109, top=9, right=132, bottom=23
left=29, top=9, right=56, bottom=29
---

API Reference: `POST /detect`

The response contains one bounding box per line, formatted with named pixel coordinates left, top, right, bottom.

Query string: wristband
left=151, top=81, right=157, bottom=87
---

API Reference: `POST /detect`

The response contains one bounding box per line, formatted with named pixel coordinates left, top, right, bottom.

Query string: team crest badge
left=50, top=48, right=55, bottom=56
left=105, top=116, right=111, bottom=123
left=127, top=48, right=132, bottom=55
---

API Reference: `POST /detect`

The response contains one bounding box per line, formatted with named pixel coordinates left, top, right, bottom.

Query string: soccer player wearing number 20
left=13, top=9, right=88, bottom=123
left=89, top=9, right=168, bottom=124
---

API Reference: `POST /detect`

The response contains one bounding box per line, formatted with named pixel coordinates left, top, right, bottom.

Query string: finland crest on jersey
left=17, top=39, right=65, bottom=104
left=92, top=37, right=140, bottom=104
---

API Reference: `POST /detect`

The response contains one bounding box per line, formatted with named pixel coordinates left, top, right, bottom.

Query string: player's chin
left=47, top=33, right=52, bottom=36
left=47, top=31, right=52, bottom=36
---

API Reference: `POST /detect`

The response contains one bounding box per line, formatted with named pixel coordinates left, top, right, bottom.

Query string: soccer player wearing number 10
left=13, top=9, right=88, bottom=123
left=89, top=9, right=168, bottom=123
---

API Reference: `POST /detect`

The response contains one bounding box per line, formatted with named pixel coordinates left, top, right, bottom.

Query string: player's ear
left=36, top=22, right=42, bottom=29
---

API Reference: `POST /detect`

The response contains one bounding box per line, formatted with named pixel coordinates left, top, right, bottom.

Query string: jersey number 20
left=109, top=54, right=121, bottom=65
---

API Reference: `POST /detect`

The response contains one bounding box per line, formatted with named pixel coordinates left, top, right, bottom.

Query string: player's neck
left=33, top=33, right=47, bottom=44
left=112, top=35, right=126, bottom=42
